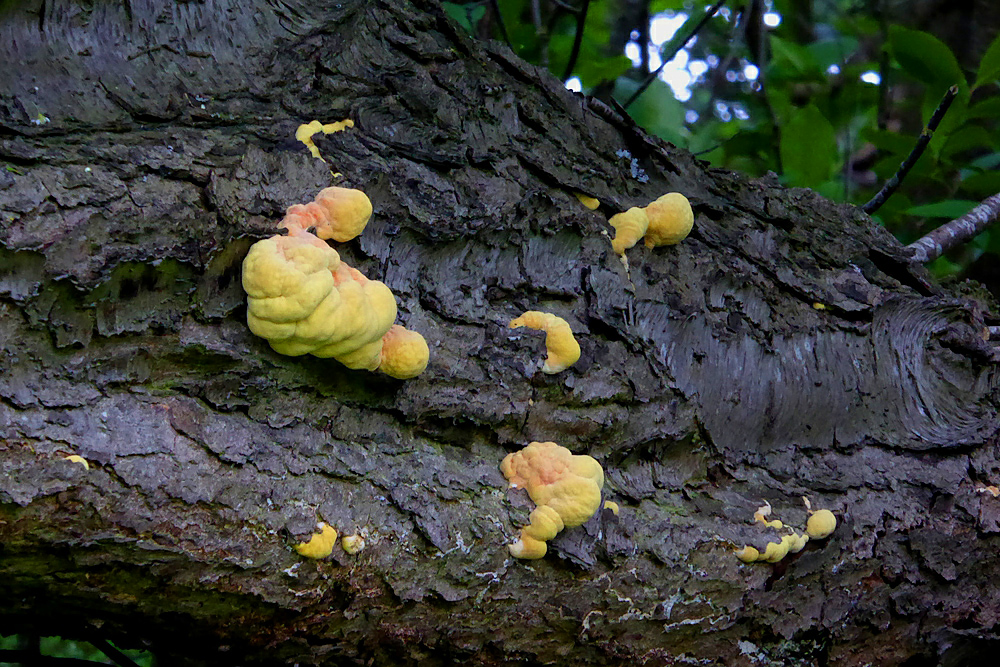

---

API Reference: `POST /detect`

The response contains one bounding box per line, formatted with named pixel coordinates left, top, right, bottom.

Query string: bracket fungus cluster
left=735, top=500, right=837, bottom=564
left=509, top=311, right=581, bottom=374
left=500, top=441, right=605, bottom=559
left=609, top=192, right=694, bottom=254
left=241, top=185, right=429, bottom=379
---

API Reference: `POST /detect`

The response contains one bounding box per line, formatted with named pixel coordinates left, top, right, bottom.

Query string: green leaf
left=888, top=25, right=965, bottom=90
left=905, top=200, right=978, bottom=218
left=973, top=29, right=1000, bottom=90
left=442, top=2, right=485, bottom=33
left=960, top=170, right=1000, bottom=197
left=968, top=96, right=1000, bottom=120
left=780, top=104, right=837, bottom=187
left=770, top=36, right=823, bottom=79
left=615, top=78, right=687, bottom=147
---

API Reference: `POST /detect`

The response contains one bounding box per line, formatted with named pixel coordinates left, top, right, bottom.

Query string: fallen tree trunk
left=1, top=1, right=999, bottom=665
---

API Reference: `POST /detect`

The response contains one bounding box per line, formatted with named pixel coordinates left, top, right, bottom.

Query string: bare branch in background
left=562, top=0, right=591, bottom=80
left=487, top=0, right=511, bottom=46
left=907, top=193, right=1000, bottom=264
left=862, top=85, right=959, bottom=215
left=623, top=0, right=727, bottom=109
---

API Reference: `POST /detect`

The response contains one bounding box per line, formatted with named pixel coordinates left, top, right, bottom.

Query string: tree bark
left=1, top=1, right=999, bottom=665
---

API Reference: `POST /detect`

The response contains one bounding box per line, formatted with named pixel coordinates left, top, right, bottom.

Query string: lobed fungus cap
left=294, top=522, right=338, bottom=559
left=575, top=193, right=600, bottom=210
left=280, top=186, right=373, bottom=243
left=500, top=441, right=604, bottom=559
left=643, top=192, right=694, bottom=247
left=509, top=311, right=581, bottom=374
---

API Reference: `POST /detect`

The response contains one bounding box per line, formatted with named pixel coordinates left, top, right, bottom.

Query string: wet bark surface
left=1, top=1, right=999, bottom=665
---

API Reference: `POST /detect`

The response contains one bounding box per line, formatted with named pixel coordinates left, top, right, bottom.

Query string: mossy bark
left=1, top=1, right=999, bottom=665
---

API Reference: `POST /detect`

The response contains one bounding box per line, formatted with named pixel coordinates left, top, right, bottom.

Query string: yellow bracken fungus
left=242, top=193, right=429, bottom=379
left=509, top=311, right=581, bottom=374
left=575, top=193, right=600, bottom=210
left=500, top=441, right=604, bottom=559
left=64, top=455, right=90, bottom=470
left=608, top=192, right=693, bottom=254
left=806, top=508, right=837, bottom=539
left=294, top=522, right=338, bottom=559
left=296, top=119, right=355, bottom=161
left=603, top=500, right=620, bottom=515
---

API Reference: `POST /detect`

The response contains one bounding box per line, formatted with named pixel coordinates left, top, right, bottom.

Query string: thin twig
left=907, top=193, right=1000, bottom=263
left=562, top=0, right=591, bottom=80
left=487, top=0, right=511, bottom=46
left=862, top=85, right=959, bottom=214
left=623, top=0, right=727, bottom=109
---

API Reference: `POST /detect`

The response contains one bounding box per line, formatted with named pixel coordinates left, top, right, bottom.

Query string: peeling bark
left=1, top=1, right=999, bottom=666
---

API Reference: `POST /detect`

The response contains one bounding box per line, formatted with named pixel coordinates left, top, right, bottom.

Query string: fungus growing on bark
left=241, top=190, right=429, bottom=379
left=806, top=509, right=837, bottom=540
left=63, top=455, right=89, bottom=469
left=295, top=119, right=354, bottom=161
left=341, top=534, right=366, bottom=554
left=575, top=193, right=600, bottom=210
left=500, top=441, right=604, bottom=559
left=608, top=192, right=693, bottom=254
left=603, top=500, right=620, bottom=515
left=280, top=186, right=373, bottom=243
left=509, top=311, right=581, bottom=374
left=753, top=501, right=783, bottom=530
left=294, top=522, right=338, bottom=559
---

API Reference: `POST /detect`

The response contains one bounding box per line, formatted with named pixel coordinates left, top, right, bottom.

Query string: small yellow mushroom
left=787, top=532, right=810, bottom=554
left=806, top=509, right=837, bottom=540
left=760, top=537, right=791, bottom=563
left=735, top=545, right=759, bottom=563
left=341, top=534, right=366, bottom=554
left=609, top=207, right=649, bottom=254
left=294, top=522, right=338, bottom=559
left=753, top=501, right=782, bottom=529
left=603, top=500, right=620, bottom=515
left=509, top=311, right=581, bottom=374
left=575, top=193, right=600, bottom=210
left=643, top=192, right=694, bottom=247
left=296, top=119, right=355, bottom=161
left=63, top=455, right=90, bottom=470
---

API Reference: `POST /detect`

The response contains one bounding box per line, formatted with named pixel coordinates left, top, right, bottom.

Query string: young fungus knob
left=806, top=509, right=837, bottom=540
left=735, top=545, right=760, bottom=563
left=294, top=522, right=338, bottom=559
left=378, top=324, right=430, bottom=379
left=509, top=311, right=581, bottom=374
left=280, top=186, right=373, bottom=243
left=609, top=207, right=649, bottom=254
left=341, top=534, right=366, bottom=554
left=643, top=192, right=694, bottom=247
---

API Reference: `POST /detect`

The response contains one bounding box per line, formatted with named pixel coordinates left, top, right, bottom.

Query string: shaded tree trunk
left=1, top=1, right=999, bottom=665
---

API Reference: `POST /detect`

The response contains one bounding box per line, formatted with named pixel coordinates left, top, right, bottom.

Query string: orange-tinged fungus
left=294, top=522, right=338, bottom=559
left=575, top=193, right=600, bottom=210
left=509, top=311, right=581, bottom=374
left=643, top=192, right=694, bottom=247
left=242, top=220, right=429, bottom=378
left=609, top=207, right=649, bottom=254
left=296, top=119, right=355, bottom=161
left=280, top=186, right=373, bottom=243
left=378, top=324, right=430, bottom=380
left=500, top=441, right=604, bottom=559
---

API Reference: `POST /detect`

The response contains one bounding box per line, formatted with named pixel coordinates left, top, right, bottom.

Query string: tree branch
left=907, top=192, right=1000, bottom=263
left=561, top=0, right=591, bottom=80
left=623, top=0, right=727, bottom=109
left=861, top=85, right=959, bottom=215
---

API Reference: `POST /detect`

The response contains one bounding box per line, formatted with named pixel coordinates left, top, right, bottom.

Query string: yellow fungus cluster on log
left=609, top=192, right=694, bottom=254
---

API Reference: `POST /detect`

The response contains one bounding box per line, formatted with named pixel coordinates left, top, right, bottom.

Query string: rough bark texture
left=2, top=1, right=1000, bottom=665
